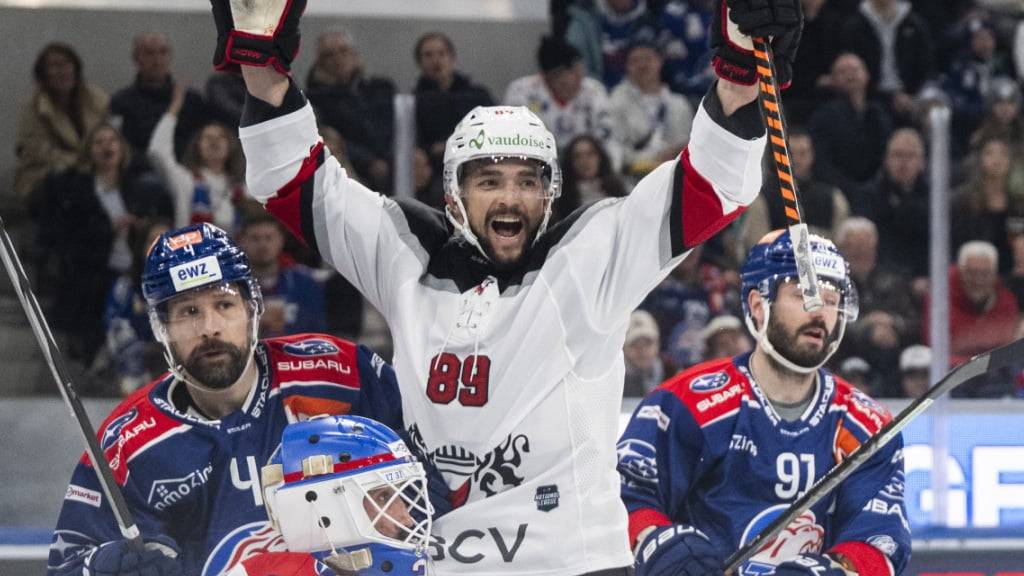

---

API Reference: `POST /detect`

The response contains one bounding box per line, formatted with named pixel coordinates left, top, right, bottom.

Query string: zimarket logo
left=468, top=129, right=546, bottom=151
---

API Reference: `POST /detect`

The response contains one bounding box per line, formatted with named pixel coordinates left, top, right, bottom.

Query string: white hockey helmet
left=442, top=105, right=562, bottom=259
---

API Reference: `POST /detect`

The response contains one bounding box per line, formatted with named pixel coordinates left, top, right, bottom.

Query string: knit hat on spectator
left=626, top=25, right=662, bottom=56
left=700, top=315, right=743, bottom=344
left=899, top=345, right=932, bottom=373
left=839, top=356, right=871, bottom=377
left=538, top=35, right=581, bottom=72
left=626, top=310, right=660, bottom=345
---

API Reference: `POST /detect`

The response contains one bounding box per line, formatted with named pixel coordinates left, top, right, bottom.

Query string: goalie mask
left=443, top=105, right=562, bottom=261
left=141, top=223, right=263, bottom=390
left=740, top=230, right=859, bottom=374
left=261, top=416, right=433, bottom=572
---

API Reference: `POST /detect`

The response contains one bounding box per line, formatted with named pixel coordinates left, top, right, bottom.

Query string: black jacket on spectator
left=110, top=75, right=209, bottom=159
left=414, top=72, right=494, bottom=162
left=950, top=191, right=1015, bottom=275
left=786, top=8, right=842, bottom=126
left=307, top=73, right=397, bottom=179
left=809, top=98, right=892, bottom=190
left=856, top=172, right=930, bottom=277
left=839, top=7, right=934, bottom=97
left=30, top=165, right=173, bottom=362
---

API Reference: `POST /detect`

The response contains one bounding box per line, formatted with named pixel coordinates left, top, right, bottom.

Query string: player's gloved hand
left=634, top=524, right=725, bottom=576
left=711, top=0, right=803, bottom=87
left=83, top=537, right=183, bottom=576
left=210, top=0, right=307, bottom=74
left=773, top=553, right=852, bottom=576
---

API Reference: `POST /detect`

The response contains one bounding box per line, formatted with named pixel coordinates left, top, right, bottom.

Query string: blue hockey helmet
left=142, top=222, right=261, bottom=310
left=261, top=416, right=433, bottom=563
left=740, top=229, right=858, bottom=373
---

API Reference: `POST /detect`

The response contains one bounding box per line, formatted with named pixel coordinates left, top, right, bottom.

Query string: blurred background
left=1, top=0, right=1024, bottom=574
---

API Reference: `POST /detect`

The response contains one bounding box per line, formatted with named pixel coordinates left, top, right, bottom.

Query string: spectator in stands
left=944, top=16, right=1016, bottom=150
left=700, top=314, right=750, bottom=362
left=609, top=33, right=693, bottom=183
left=31, top=123, right=174, bottom=365
left=110, top=32, right=209, bottom=159
left=639, top=244, right=714, bottom=373
left=504, top=35, right=616, bottom=162
left=623, top=309, right=665, bottom=397
left=1006, top=219, right=1024, bottom=310
left=307, top=30, right=396, bottom=191
left=898, top=344, right=930, bottom=398
left=236, top=210, right=327, bottom=338
left=653, top=0, right=714, bottom=100
left=413, top=32, right=494, bottom=168
left=14, top=43, right=109, bottom=200
left=318, top=125, right=361, bottom=186
left=858, top=128, right=930, bottom=276
left=105, top=218, right=172, bottom=396
left=951, top=135, right=1023, bottom=274
left=809, top=53, right=893, bottom=190
left=555, top=134, right=627, bottom=220
left=739, top=129, right=849, bottom=257
left=786, top=0, right=842, bottom=125
left=910, top=0, right=973, bottom=62
left=924, top=241, right=1020, bottom=366
left=413, top=147, right=444, bottom=209
left=838, top=356, right=874, bottom=394
left=839, top=0, right=935, bottom=122
left=149, top=82, right=245, bottom=231
left=969, top=77, right=1024, bottom=195
left=842, top=309, right=904, bottom=398
left=836, top=217, right=919, bottom=341
left=564, top=0, right=655, bottom=89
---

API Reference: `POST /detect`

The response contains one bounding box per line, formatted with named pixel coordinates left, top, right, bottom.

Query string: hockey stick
left=0, top=215, right=143, bottom=548
left=753, top=38, right=822, bottom=312
left=724, top=336, right=1024, bottom=573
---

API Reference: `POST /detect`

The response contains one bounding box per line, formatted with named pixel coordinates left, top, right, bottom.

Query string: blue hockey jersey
left=618, top=353, right=910, bottom=576
left=48, top=334, right=404, bottom=576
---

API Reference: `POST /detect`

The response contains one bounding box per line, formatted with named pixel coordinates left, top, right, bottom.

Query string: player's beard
left=766, top=314, right=834, bottom=371
left=177, top=338, right=248, bottom=390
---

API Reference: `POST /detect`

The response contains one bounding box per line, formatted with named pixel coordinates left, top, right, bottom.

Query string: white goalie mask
left=442, top=105, right=562, bottom=260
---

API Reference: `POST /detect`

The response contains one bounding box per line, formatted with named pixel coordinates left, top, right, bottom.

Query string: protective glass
left=457, top=156, right=558, bottom=199
left=761, top=276, right=860, bottom=322
left=152, top=282, right=257, bottom=349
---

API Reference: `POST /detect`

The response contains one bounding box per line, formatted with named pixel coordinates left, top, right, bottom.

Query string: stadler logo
left=101, top=408, right=139, bottom=451
left=690, top=371, right=730, bottom=393
left=283, top=339, right=340, bottom=357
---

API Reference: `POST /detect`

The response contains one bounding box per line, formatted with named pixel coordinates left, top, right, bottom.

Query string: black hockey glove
left=711, top=0, right=803, bottom=87
left=83, top=538, right=183, bottom=576
left=210, top=0, right=307, bottom=75
left=773, top=553, right=850, bottom=576
left=634, top=524, right=725, bottom=576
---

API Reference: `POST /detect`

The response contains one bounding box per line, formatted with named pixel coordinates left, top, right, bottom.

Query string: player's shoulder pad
left=830, top=375, right=894, bottom=461
left=88, top=375, right=190, bottom=484
left=265, top=333, right=361, bottom=390
left=658, top=357, right=749, bottom=428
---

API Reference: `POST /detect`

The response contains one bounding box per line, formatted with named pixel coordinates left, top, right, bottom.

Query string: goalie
left=618, top=230, right=910, bottom=576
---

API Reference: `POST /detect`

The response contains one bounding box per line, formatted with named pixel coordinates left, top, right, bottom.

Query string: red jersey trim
left=628, top=508, right=673, bottom=548
left=829, top=541, right=893, bottom=576
left=662, top=358, right=749, bottom=427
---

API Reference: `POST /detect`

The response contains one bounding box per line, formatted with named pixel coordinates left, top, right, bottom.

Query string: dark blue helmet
left=141, top=223, right=261, bottom=311
left=262, top=416, right=433, bottom=557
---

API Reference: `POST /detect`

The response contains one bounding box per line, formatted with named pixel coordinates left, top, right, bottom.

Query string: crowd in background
left=11, top=0, right=1024, bottom=399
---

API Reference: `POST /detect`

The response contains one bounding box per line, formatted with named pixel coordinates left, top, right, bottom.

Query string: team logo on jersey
left=535, top=484, right=560, bottom=512
left=616, top=439, right=658, bottom=489
left=867, top=534, right=898, bottom=556
left=407, top=424, right=529, bottom=508
left=690, top=371, right=730, bottom=393
left=48, top=530, right=96, bottom=571
left=202, top=521, right=287, bottom=576
left=101, top=408, right=140, bottom=450
left=283, top=338, right=340, bottom=357
left=739, top=505, right=824, bottom=575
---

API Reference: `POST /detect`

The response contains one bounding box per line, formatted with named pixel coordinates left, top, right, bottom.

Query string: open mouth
left=800, top=327, right=826, bottom=345
left=489, top=215, right=525, bottom=239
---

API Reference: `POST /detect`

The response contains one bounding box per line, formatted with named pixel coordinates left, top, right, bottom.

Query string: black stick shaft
left=0, top=216, right=143, bottom=547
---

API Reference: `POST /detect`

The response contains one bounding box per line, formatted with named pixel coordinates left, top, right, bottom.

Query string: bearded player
left=618, top=230, right=910, bottom=576
left=212, top=0, right=800, bottom=573
left=49, top=223, right=405, bottom=576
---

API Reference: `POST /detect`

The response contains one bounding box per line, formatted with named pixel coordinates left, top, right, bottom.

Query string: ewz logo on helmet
left=169, top=255, right=224, bottom=292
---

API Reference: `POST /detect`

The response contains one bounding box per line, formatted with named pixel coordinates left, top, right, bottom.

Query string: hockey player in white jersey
left=210, top=0, right=800, bottom=573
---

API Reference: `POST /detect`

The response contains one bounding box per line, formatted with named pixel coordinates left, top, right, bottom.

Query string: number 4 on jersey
left=427, top=353, right=491, bottom=407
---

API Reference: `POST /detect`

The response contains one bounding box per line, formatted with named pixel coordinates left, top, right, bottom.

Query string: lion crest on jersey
left=201, top=521, right=287, bottom=576
left=407, top=424, right=530, bottom=508
left=739, top=505, right=825, bottom=575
